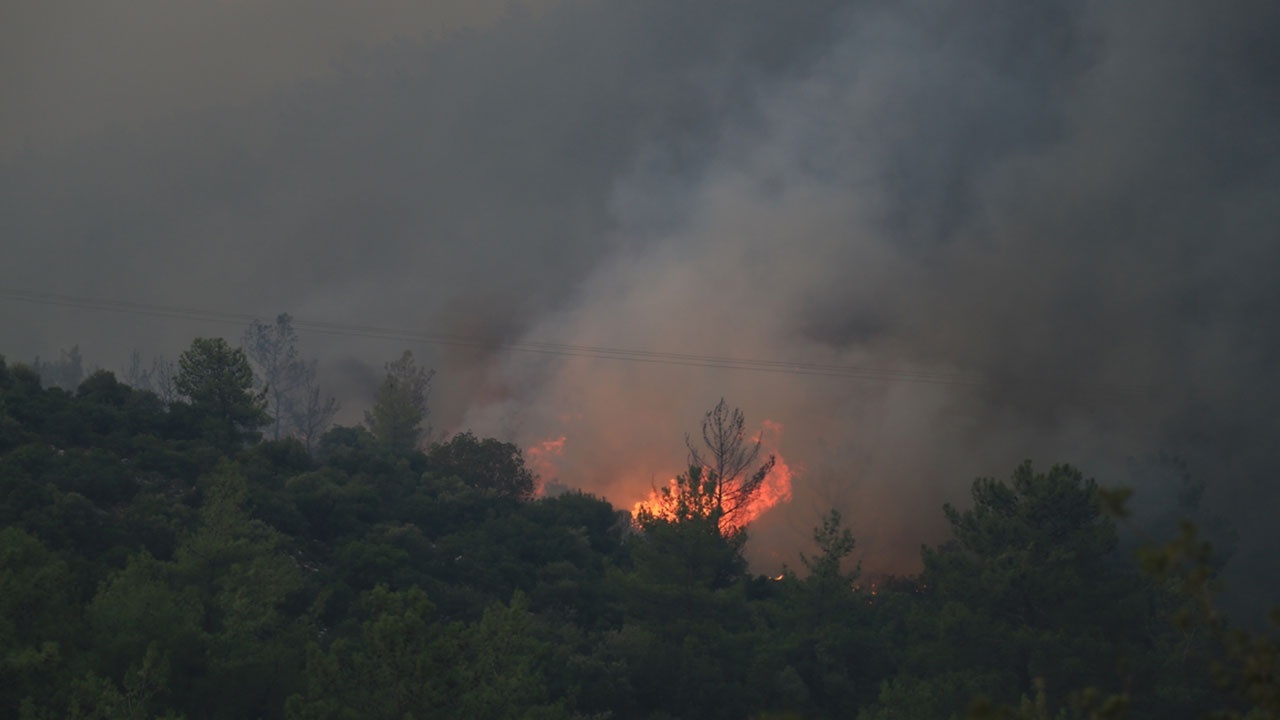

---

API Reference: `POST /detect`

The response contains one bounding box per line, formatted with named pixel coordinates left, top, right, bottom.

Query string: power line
left=0, top=286, right=1157, bottom=397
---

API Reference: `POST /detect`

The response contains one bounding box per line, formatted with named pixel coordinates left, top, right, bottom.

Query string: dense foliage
left=0, top=347, right=1273, bottom=720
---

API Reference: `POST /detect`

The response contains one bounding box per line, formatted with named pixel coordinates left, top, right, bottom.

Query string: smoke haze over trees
left=1, top=359, right=1274, bottom=718
left=3, top=0, right=1280, bottom=614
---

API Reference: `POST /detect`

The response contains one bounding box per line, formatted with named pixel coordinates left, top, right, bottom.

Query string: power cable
left=0, top=286, right=1158, bottom=397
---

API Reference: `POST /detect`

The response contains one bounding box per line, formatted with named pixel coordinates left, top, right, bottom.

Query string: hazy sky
left=4, top=0, right=1278, bottom=613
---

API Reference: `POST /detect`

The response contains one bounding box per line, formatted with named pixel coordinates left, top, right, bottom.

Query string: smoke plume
left=4, top=0, right=1278, bottom=614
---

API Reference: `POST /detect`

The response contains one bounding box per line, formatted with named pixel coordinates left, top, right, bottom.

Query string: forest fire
left=523, top=404, right=796, bottom=534
left=630, top=419, right=795, bottom=532
left=630, top=479, right=678, bottom=519
left=730, top=446, right=795, bottom=527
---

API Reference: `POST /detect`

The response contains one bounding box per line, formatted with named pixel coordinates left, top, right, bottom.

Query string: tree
left=960, top=514, right=1267, bottom=720
left=243, top=314, right=305, bottom=441
left=175, top=463, right=306, bottom=718
left=123, top=351, right=152, bottom=393
left=286, top=585, right=451, bottom=720
left=1135, top=521, right=1280, bottom=720
left=636, top=465, right=726, bottom=528
left=32, top=345, right=85, bottom=391
left=84, top=553, right=204, bottom=718
left=685, top=399, right=776, bottom=531
left=364, top=351, right=433, bottom=455
left=923, top=461, right=1119, bottom=630
left=427, top=432, right=537, bottom=500
left=287, top=360, right=338, bottom=453
left=122, top=350, right=177, bottom=402
left=632, top=466, right=749, bottom=588
left=622, top=466, right=757, bottom=719
left=889, top=462, right=1160, bottom=717
left=450, top=593, right=563, bottom=719
left=0, top=527, right=79, bottom=716
left=149, top=355, right=179, bottom=405
left=801, top=509, right=860, bottom=585
left=175, top=338, right=268, bottom=451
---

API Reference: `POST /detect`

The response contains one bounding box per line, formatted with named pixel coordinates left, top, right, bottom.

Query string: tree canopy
left=364, top=350, right=433, bottom=455
left=175, top=338, right=268, bottom=451
left=0, top=349, right=1273, bottom=720
left=427, top=431, right=537, bottom=500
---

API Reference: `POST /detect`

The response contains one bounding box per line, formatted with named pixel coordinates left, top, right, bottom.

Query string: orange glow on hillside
left=526, top=435, right=566, bottom=494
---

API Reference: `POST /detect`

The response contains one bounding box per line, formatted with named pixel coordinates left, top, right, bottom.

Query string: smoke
left=456, top=0, right=1280, bottom=604
left=4, top=1, right=1279, bottom=613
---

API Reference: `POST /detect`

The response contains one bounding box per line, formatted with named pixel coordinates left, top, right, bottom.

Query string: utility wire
left=0, top=287, right=1157, bottom=397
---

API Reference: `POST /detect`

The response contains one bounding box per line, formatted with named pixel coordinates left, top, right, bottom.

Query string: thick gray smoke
left=4, top=1, right=1278, bottom=615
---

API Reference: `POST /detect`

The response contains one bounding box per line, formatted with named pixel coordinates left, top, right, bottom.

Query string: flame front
left=630, top=419, right=795, bottom=531
left=731, top=444, right=795, bottom=528
left=526, top=420, right=796, bottom=530
left=631, top=477, right=679, bottom=519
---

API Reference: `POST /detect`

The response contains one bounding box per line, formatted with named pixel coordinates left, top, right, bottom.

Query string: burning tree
left=637, top=399, right=780, bottom=534
left=686, top=398, right=777, bottom=530
left=635, top=466, right=724, bottom=527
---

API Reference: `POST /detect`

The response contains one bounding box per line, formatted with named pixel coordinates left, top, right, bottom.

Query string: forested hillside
left=0, top=343, right=1273, bottom=720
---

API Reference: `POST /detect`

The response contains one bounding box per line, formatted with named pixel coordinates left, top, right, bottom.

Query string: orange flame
left=527, top=420, right=796, bottom=529
left=630, top=419, right=795, bottom=531
left=732, top=447, right=795, bottom=528
left=631, top=476, right=680, bottom=519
